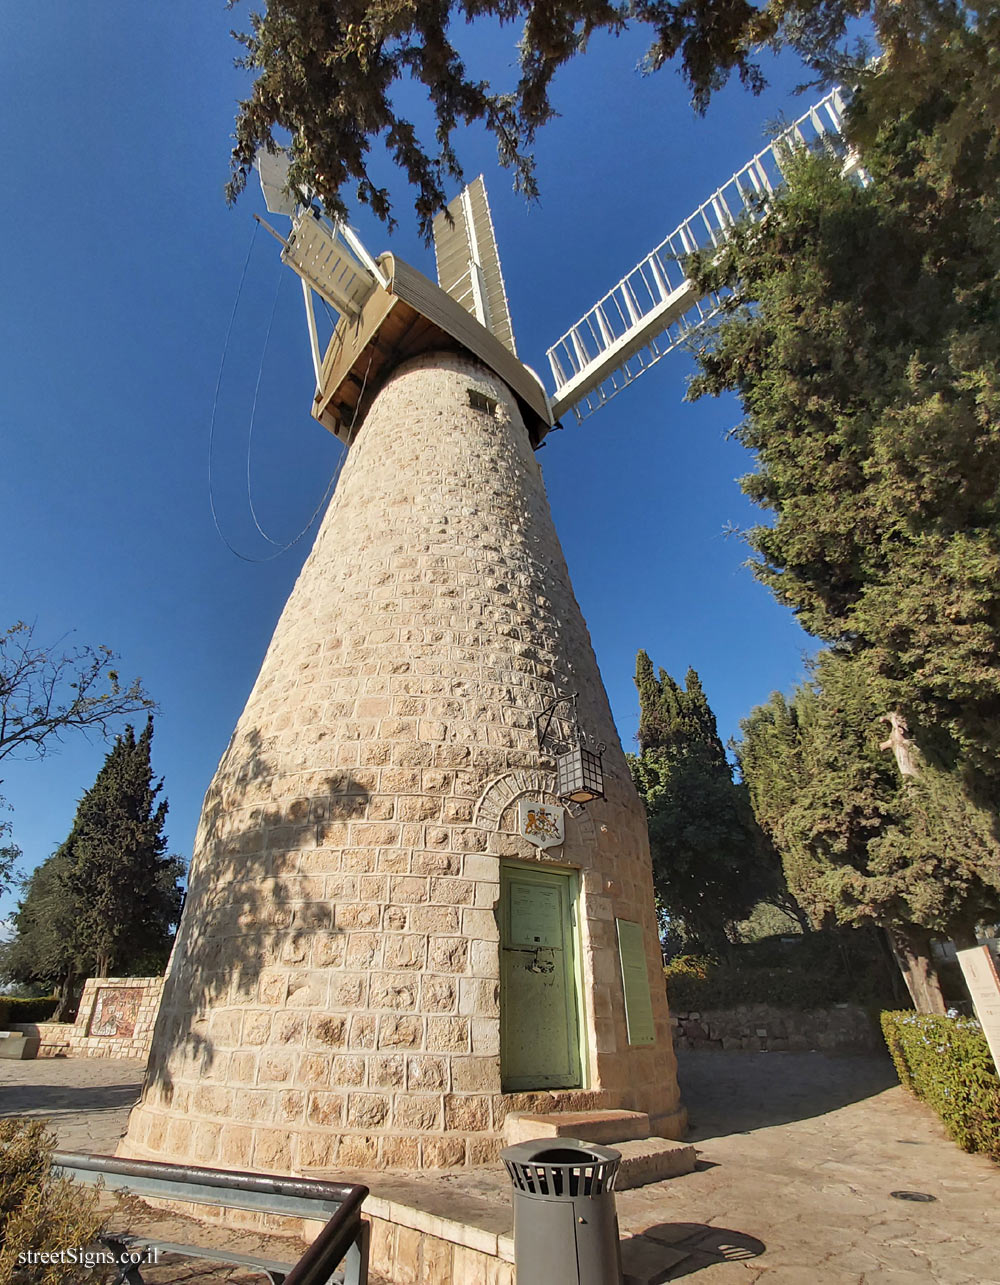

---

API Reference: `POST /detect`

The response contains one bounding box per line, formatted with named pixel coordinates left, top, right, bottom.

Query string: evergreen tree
left=0, top=845, right=87, bottom=1021
left=687, top=45, right=1000, bottom=809
left=630, top=652, right=793, bottom=952
left=684, top=38, right=1000, bottom=1011
left=2, top=719, right=185, bottom=1012
left=738, top=652, right=1000, bottom=1011
left=224, top=0, right=1000, bottom=236
left=63, top=719, right=184, bottom=977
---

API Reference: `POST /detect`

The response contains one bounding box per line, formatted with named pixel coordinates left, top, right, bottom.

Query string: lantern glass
left=556, top=744, right=605, bottom=804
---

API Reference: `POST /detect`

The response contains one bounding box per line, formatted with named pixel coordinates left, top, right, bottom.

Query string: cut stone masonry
left=121, top=352, right=684, bottom=1173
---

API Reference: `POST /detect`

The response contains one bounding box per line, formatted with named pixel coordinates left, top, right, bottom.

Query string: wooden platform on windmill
left=312, top=253, right=552, bottom=447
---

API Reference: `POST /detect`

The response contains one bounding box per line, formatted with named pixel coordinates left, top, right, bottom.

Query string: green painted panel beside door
left=499, top=862, right=584, bottom=1091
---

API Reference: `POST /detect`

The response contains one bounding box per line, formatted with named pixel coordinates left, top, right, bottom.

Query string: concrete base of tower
left=102, top=1139, right=705, bottom=1285
left=118, top=1087, right=687, bottom=1174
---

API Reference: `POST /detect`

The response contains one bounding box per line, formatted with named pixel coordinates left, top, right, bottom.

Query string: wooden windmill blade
left=546, top=87, right=860, bottom=424
left=433, top=175, right=518, bottom=357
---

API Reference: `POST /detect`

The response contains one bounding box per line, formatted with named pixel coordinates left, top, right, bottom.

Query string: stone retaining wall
left=7, top=1022, right=76, bottom=1058
left=10, top=977, right=165, bottom=1060
left=671, top=1003, right=881, bottom=1053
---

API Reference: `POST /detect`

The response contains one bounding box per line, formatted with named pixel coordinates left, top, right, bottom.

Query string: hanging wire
left=246, top=266, right=285, bottom=545
left=208, top=220, right=347, bottom=564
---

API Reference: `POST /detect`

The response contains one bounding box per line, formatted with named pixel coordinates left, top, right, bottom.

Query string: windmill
left=121, top=87, right=853, bottom=1181
left=252, top=85, right=851, bottom=435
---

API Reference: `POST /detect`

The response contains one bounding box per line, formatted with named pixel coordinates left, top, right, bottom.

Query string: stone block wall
left=671, top=1003, right=882, bottom=1052
left=8, top=1022, right=75, bottom=1058
left=69, top=977, right=165, bottom=1059
left=121, top=350, right=683, bottom=1174
left=9, top=977, right=165, bottom=1060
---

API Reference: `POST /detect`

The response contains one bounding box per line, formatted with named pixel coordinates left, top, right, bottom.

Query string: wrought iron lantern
left=556, top=740, right=605, bottom=804
left=537, top=693, right=605, bottom=806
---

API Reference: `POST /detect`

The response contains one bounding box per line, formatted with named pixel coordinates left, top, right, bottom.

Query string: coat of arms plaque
left=517, top=799, right=565, bottom=850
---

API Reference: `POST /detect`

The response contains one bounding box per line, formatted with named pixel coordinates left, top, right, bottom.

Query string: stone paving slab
left=0, top=1055, right=146, bottom=1154
left=2, top=1049, right=998, bottom=1282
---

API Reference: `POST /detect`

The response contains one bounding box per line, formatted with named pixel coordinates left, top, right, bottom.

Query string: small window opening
left=468, top=389, right=497, bottom=415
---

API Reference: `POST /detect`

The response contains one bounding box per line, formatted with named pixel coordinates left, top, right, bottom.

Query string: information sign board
left=956, top=944, right=1000, bottom=1076
left=616, top=918, right=656, bottom=1046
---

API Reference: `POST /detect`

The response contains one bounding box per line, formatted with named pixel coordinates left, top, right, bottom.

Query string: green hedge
left=664, top=933, right=898, bottom=1011
left=0, top=995, right=60, bottom=1026
left=665, top=958, right=866, bottom=1009
left=881, top=1011, right=1000, bottom=1162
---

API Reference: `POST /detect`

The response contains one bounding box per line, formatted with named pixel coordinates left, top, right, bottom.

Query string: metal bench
left=53, top=1152, right=370, bottom=1285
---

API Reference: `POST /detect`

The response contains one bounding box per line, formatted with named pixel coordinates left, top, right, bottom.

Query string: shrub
left=0, top=1118, right=112, bottom=1283
left=664, top=929, right=900, bottom=1011
left=0, top=997, right=59, bottom=1027
left=665, top=958, right=855, bottom=1009
left=881, top=1011, right=1000, bottom=1162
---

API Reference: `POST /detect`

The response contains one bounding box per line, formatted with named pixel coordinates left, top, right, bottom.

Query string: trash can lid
left=501, top=1138, right=621, bottom=1166
left=501, top=1137, right=621, bottom=1199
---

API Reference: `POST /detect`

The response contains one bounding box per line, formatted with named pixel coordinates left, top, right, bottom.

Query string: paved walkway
left=628, top=1050, right=1000, bottom=1283
left=0, top=1055, right=146, bottom=1154
left=1, top=1049, right=998, bottom=1282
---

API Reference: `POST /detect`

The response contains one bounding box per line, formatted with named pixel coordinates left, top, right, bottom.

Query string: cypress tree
left=630, top=653, right=794, bottom=952
left=687, top=52, right=1000, bottom=812
left=685, top=45, right=1000, bottom=1008
left=63, top=718, right=183, bottom=977
left=2, top=719, right=186, bottom=1014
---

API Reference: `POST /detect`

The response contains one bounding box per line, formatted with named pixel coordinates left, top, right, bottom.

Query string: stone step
left=614, top=1137, right=698, bottom=1190
left=502, top=1108, right=652, bottom=1147
left=0, top=1032, right=39, bottom=1060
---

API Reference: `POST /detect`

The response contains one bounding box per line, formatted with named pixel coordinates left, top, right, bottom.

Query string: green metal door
left=500, top=863, right=583, bottom=1091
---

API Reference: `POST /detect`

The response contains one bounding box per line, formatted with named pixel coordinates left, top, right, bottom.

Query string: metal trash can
left=501, top=1138, right=623, bottom=1285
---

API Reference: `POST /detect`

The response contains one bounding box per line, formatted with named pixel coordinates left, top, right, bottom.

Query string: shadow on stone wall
left=138, top=725, right=370, bottom=1110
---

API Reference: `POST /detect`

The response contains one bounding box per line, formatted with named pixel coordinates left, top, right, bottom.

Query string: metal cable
left=246, top=266, right=285, bottom=546
left=207, top=221, right=345, bottom=564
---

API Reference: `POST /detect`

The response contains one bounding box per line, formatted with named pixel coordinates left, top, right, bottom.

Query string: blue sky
left=1, top=2, right=826, bottom=916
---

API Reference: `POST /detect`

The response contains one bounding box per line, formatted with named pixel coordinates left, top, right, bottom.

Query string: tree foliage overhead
left=225, top=0, right=982, bottom=236
left=630, top=651, right=790, bottom=950
left=0, top=619, right=155, bottom=898
left=686, top=15, right=1000, bottom=798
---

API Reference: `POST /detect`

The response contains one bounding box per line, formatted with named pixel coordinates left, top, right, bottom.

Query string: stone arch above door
left=473, top=769, right=597, bottom=850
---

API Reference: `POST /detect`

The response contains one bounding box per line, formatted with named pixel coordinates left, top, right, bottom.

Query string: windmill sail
left=547, top=89, right=857, bottom=423
left=433, top=176, right=517, bottom=356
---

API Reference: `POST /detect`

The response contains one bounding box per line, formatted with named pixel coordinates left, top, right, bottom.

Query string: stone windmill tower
left=122, top=90, right=849, bottom=1174
left=121, top=170, right=686, bottom=1176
